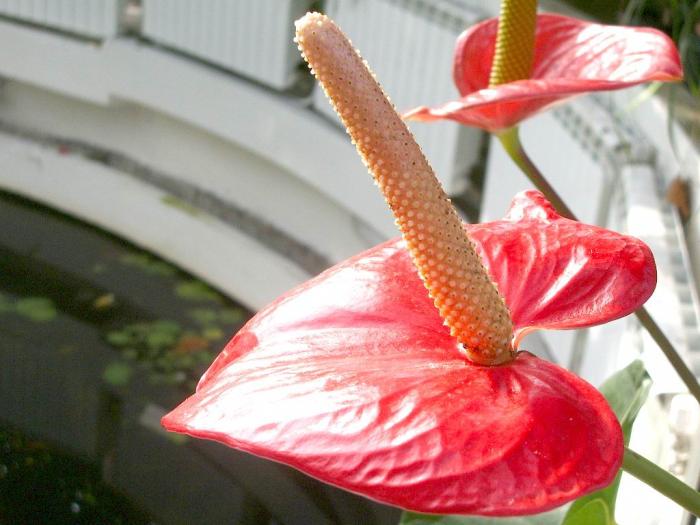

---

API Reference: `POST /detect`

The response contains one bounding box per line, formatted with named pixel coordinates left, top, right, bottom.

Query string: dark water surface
left=0, top=192, right=398, bottom=525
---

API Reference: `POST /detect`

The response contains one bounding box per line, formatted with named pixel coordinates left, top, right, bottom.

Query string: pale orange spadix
left=295, top=13, right=514, bottom=365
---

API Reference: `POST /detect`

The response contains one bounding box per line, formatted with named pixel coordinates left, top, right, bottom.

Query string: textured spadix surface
left=405, top=13, right=683, bottom=132
left=296, top=11, right=513, bottom=364
left=162, top=191, right=656, bottom=515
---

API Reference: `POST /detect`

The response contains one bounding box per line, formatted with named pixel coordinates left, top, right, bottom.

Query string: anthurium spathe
left=404, top=13, right=683, bottom=132
left=162, top=190, right=655, bottom=516
left=162, top=13, right=657, bottom=517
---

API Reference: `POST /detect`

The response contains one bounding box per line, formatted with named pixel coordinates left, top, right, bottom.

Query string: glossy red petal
left=405, top=13, right=682, bottom=132
left=160, top=191, right=654, bottom=515
left=163, top=239, right=622, bottom=515
left=471, top=191, right=656, bottom=344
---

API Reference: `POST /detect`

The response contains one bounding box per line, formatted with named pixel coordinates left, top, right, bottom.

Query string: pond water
left=0, top=192, right=399, bottom=525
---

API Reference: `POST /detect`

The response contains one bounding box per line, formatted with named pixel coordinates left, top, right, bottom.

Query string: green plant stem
left=634, top=306, right=700, bottom=403
left=497, top=127, right=576, bottom=219
left=623, top=448, right=700, bottom=517
left=497, top=126, right=700, bottom=406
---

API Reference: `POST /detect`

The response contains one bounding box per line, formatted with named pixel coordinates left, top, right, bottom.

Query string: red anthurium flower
left=163, top=13, right=658, bottom=517
left=162, top=190, right=656, bottom=516
left=404, top=13, right=683, bottom=132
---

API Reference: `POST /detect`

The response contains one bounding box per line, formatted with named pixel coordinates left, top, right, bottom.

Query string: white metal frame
left=0, top=0, right=125, bottom=38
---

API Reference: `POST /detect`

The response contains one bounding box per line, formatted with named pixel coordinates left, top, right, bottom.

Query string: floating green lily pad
left=175, top=280, right=222, bottom=302
left=219, top=307, right=245, bottom=324
left=102, top=361, right=133, bottom=387
left=15, top=297, right=57, bottom=322
left=189, top=308, right=219, bottom=325
left=152, top=319, right=180, bottom=333
left=202, top=327, right=224, bottom=340
left=119, top=252, right=176, bottom=276
left=146, top=330, right=178, bottom=350
left=106, top=331, right=133, bottom=347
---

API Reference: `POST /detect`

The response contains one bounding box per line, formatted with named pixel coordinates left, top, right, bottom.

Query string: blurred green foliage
left=0, top=293, right=58, bottom=322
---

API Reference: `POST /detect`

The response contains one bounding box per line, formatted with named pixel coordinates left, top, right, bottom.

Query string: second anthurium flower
left=162, top=13, right=657, bottom=517
left=405, top=13, right=683, bottom=132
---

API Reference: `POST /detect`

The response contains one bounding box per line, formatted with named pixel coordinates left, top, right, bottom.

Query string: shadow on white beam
left=0, top=18, right=396, bottom=239
left=0, top=130, right=310, bottom=311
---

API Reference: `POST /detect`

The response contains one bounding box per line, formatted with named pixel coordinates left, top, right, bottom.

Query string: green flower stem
left=498, top=126, right=700, bottom=406
left=634, top=306, right=700, bottom=405
left=497, top=127, right=575, bottom=218
left=623, top=448, right=700, bottom=517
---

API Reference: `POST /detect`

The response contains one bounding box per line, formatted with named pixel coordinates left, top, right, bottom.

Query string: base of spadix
left=459, top=342, right=516, bottom=366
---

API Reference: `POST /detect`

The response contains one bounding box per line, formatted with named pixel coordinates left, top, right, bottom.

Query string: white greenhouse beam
left=0, top=18, right=397, bottom=239
left=0, top=130, right=309, bottom=311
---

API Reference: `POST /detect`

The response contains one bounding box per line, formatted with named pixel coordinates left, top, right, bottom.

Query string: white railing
left=142, top=0, right=312, bottom=90
left=0, top=0, right=124, bottom=38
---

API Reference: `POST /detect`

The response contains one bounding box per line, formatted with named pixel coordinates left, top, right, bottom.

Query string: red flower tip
left=404, top=13, right=683, bottom=132
left=162, top=191, right=655, bottom=516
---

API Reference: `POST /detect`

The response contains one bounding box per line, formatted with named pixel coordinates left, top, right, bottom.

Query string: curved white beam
left=0, top=19, right=396, bottom=239
left=0, top=130, right=309, bottom=311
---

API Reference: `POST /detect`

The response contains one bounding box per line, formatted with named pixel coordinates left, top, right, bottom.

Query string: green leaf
left=399, top=510, right=564, bottom=525
left=597, top=360, right=651, bottom=433
left=562, top=500, right=614, bottom=525
left=561, top=360, right=651, bottom=525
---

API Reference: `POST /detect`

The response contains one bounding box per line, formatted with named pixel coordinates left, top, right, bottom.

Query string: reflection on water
left=0, top=192, right=398, bottom=525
